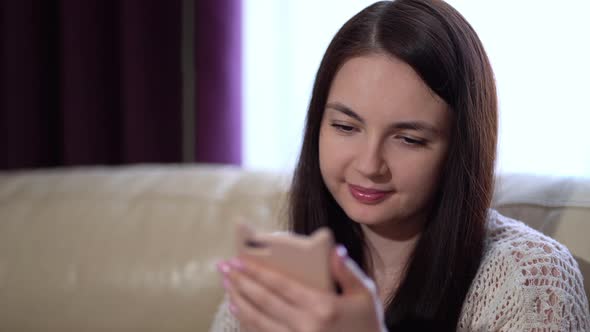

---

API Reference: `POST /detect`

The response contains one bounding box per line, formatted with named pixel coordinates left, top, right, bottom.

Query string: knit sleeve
left=208, top=295, right=243, bottom=332
left=459, top=213, right=590, bottom=331
left=500, top=239, right=590, bottom=331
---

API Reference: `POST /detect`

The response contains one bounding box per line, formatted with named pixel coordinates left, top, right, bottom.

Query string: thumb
left=331, top=245, right=376, bottom=295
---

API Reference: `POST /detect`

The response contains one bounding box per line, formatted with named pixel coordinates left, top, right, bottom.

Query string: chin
left=344, top=208, right=395, bottom=226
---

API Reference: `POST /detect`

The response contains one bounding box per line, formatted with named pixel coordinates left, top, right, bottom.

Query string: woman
left=210, top=0, right=590, bottom=331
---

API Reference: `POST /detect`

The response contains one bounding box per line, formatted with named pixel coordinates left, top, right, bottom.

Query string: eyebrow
left=325, top=102, right=440, bottom=135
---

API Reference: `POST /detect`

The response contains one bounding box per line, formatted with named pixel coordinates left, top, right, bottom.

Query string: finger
left=329, top=247, right=386, bottom=331
left=226, top=261, right=304, bottom=330
left=330, top=245, right=376, bottom=295
left=225, top=282, right=291, bottom=332
left=232, top=257, right=323, bottom=307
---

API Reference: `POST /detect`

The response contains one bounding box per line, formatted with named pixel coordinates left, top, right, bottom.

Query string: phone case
left=235, top=223, right=334, bottom=291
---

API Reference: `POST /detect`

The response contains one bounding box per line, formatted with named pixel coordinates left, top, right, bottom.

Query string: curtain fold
left=195, top=0, right=242, bottom=165
left=1, top=1, right=61, bottom=169
left=1, top=0, right=242, bottom=170
left=59, top=0, right=124, bottom=165
left=60, top=0, right=184, bottom=165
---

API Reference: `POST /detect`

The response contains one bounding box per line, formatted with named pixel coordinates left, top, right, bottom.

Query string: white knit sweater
left=209, top=210, right=590, bottom=331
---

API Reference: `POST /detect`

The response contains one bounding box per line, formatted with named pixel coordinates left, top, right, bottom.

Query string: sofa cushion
left=0, top=166, right=588, bottom=331
left=0, top=165, right=289, bottom=331
left=493, top=173, right=590, bottom=301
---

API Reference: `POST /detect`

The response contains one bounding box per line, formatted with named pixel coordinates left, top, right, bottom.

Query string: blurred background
left=1, top=0, right=241, bottom=169
left=2, top=0, right=589, bottom=177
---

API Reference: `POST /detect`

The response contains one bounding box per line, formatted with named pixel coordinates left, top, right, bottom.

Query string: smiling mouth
left=348, top=184, right=393, bottom=204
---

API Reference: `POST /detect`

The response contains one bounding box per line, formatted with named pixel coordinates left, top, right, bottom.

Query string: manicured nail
left=229, top=258, right=244, bottom=271
left=336, top=245, right=348, bottom=258
left=229, top=303, right=238, bottom=314
left=216, top=261, right=231, bottom=275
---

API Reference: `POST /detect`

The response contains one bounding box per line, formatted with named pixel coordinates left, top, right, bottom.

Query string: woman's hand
left=216, top=245, right=388, bottom=332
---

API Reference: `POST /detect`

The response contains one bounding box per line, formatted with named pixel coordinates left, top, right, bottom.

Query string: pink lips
left=348, top=184, right=393, bottom=204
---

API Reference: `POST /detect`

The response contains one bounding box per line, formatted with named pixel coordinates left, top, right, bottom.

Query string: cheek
left=318, top=129, right=333, bottom=180
left=319, top=132, right=338, bottom=178
left=319, top=129, right=354, bottom=181
left=391, top=149, right=447, bottom=195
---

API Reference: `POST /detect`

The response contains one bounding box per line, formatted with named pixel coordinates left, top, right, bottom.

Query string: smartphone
left=235, top=223, right=334, bottom=291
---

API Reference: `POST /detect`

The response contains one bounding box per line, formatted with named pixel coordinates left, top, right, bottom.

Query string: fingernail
left=229, top=258, right=244, bottom=271
left=336, top=245, right=348, bottom=258
left=216, top=261, right=231, bottom=275
left=229, top=303, right=238, bottom=314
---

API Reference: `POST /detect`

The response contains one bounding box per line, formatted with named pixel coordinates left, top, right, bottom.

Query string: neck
left=360, top=214, right=426, bottom=299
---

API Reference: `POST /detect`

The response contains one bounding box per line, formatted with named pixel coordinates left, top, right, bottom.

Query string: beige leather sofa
left=0, top=164, right=588, bottom=331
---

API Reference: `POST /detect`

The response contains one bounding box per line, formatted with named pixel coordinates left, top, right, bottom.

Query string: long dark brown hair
left=288, top=0, right=497, bottom=330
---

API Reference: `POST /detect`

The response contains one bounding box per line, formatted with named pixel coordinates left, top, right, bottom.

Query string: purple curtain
left=60, top=0, right=183, bottom=165
left=195, top=0, right=242, bottom=165
left=0, top=0, right=242, bottom=170
left=1, top=1, right=61, bottom=169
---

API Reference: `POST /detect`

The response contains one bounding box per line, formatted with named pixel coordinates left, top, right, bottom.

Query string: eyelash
left=330, top=123, right=427, bottom=147
left=398, top=136, right=426, bottom=146
left=331, top=123, right=356, bottom=133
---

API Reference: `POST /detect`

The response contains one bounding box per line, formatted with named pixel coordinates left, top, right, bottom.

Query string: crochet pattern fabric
left=209, top=210, right=590, bottom=331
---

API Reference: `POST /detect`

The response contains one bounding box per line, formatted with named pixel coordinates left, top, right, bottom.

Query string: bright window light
left=243, top=0, right=590, bottom=177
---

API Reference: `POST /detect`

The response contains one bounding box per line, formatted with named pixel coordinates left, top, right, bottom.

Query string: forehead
left=327, top=54, right=448, bottom=125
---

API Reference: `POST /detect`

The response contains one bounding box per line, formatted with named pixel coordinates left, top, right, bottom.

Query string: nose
left=354, top=139, right=389, bottom=179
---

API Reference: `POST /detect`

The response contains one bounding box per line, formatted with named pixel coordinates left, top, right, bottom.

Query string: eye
left=398, top=136, right=426, bottom=146
left=331, top=123, right=356, bottom=133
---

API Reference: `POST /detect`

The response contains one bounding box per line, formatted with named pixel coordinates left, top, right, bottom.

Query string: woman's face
left=319, top=54, right=451, bottom=232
